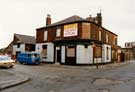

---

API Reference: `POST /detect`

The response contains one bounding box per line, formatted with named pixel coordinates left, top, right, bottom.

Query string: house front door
left=55, top=46, right=61, bottom=63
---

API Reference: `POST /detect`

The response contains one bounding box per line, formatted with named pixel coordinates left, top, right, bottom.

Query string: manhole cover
left=97, top=88, right=110, bottom=92
left=93, top=78, right=124, bottom=85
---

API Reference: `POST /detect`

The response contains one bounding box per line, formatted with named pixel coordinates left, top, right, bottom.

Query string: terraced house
left=36, top=13, right=118, bottom=65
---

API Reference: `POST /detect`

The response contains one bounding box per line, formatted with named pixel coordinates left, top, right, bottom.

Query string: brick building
left=12, top=34, right=35, bottom=56
left=36, top=13, right=118, bottom=65
left=122, top=42, right=135, bottom=60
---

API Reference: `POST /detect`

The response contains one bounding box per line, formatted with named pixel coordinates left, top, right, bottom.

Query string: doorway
left=56, top=50, right=61, bottom=63
left=65, top=45, right=76, bottom=65
left=55, top=46, right=61, bottom=63
left=16, top=51, right=21, bottom=57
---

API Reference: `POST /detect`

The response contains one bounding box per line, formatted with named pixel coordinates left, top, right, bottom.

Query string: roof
left=14, top=34, right=35, bottom=44
left=4, top=41, right=14, bottom=53
left=37, top=15, right=85, bottom=29
left=37, top=15, right=117, bottom=36
left=47, top=15, right=84, bottom=27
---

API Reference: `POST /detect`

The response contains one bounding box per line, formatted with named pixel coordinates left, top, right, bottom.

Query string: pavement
left=45, top=60, right=132, bottom=70
left=0, top=69, right=30, bottom=90
left=0, top=60, right=132, bottom=90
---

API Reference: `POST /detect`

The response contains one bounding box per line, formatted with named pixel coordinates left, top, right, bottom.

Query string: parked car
left=0, top=55, right=15, bottom=68
left=17, top=52, right=41, bottom=65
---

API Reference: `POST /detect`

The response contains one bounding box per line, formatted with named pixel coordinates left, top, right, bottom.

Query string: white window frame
left=44, top=31, right=48, bottom=41
left=99, top=30, right=101, bottom=41
left=106, top=34, right=109, bottom=43
left=56, top=29, right=61, bottom=37
left=113, top=37, right=117, bottom=45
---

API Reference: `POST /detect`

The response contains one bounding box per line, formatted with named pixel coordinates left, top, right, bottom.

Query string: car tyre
left=10, top=65, right=14, bottom=68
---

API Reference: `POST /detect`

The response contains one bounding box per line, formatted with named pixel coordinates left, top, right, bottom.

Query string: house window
left=56, top=29, right=61, bottom=37
left=44, top=31, right=48, bottom=41
left=85, top=45, right=88, bottom=48
left=112, top=50, right=115, bottom=60
left=106, top=47, right=109, bottom=60
left=126, top=43, right=130, bottom=47
left=113, top=37, right=117, bottom=45
left=67, top=46, right=75, bottom=57
left=106, top=34, right=109, bottom=43
left=17, top=43, right=20, bottom=48
left=115, top=37, right=117, bottom=45
left=99, top=30, right=101, bottom=41
left=41, top=45, right=47, bottom=58
left=82, top=23, right=90, bottom=39
left=94, top=46, right=102, bottom=58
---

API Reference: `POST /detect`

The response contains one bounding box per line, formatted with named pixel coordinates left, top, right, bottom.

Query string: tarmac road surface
left=1, top=61, right=135, bottom=92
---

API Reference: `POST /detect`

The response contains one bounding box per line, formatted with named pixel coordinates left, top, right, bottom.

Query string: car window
left=28, top=54, right=31, bottom=57
left=0, top=56, right=10, bottom=61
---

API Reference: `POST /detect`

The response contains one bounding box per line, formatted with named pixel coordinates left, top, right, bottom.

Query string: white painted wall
left=102, top=44, right=111, bottom=63
left=77, top=45, right=93, bottom=64
left=13, top=44, right=25, bottom=55
left=36, top=43, right=54, bottom=62
left=61, top=46, right=65, bottom=63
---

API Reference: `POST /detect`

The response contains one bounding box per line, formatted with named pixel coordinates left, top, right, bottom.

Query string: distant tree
left=0, top=48, right=5, bottom=53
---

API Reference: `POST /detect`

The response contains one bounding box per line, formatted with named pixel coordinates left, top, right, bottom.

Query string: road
left=1, top=61, right=135, bottom=92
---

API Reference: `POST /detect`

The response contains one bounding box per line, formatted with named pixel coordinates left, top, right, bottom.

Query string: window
left=56, top=29, right=61, bottom=37
left=17, top=43, right=20, bottom=48
left=85, top=45, right=88, bottom=48
left=82, top=23, right=90, bottom=39
left=67, top=46, right=75, bottom=57
left=114, top=37, right=117, bottom=45
left=106, top=47, right=109, bottom=60
left=133, top=43, right=135, bottom=46
left=41, top=45, right=47, bottom=58
left=99, top=30, right=101, bottom=41
left=44, top=31, right=48, bottom=41
left=94, top=46, right=102, bottom=57
left=112, top=50, right=116, bottom=60
left=106, top=34, right=109, bottom=43
left=125, top=43, right=130, bottom=47
left=28, top=54, right=31, bottom=57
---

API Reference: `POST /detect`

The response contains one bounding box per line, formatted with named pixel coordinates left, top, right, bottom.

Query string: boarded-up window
left=41, top=45, right=47, bottom=58
left=94, top=46, right=102, bottom=57
left=67, top=46, right=75, bottom=57
left=113, top=36, right=117, bottom=45
left=82, top=23, right=90, bottom=39
left=112, top=50, right=116, bottom=60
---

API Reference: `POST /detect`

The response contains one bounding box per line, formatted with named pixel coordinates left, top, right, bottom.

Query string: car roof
left=0, top=55, right=9, bottom=57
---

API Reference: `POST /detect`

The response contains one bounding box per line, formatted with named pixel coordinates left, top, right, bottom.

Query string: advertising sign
left=64, top=23, right=78, bottom=37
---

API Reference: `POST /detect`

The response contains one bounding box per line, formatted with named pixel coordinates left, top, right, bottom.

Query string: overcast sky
left=0, top=0, right=135, bottom=48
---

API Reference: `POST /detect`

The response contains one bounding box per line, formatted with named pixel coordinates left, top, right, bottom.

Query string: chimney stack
left=46, top=14, right=51, bottom=26
left=96, top=13, right=102, bottom=26
left=86, top=15, right=92, bottom=21
left=86, top=14, right=96, bottom=23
